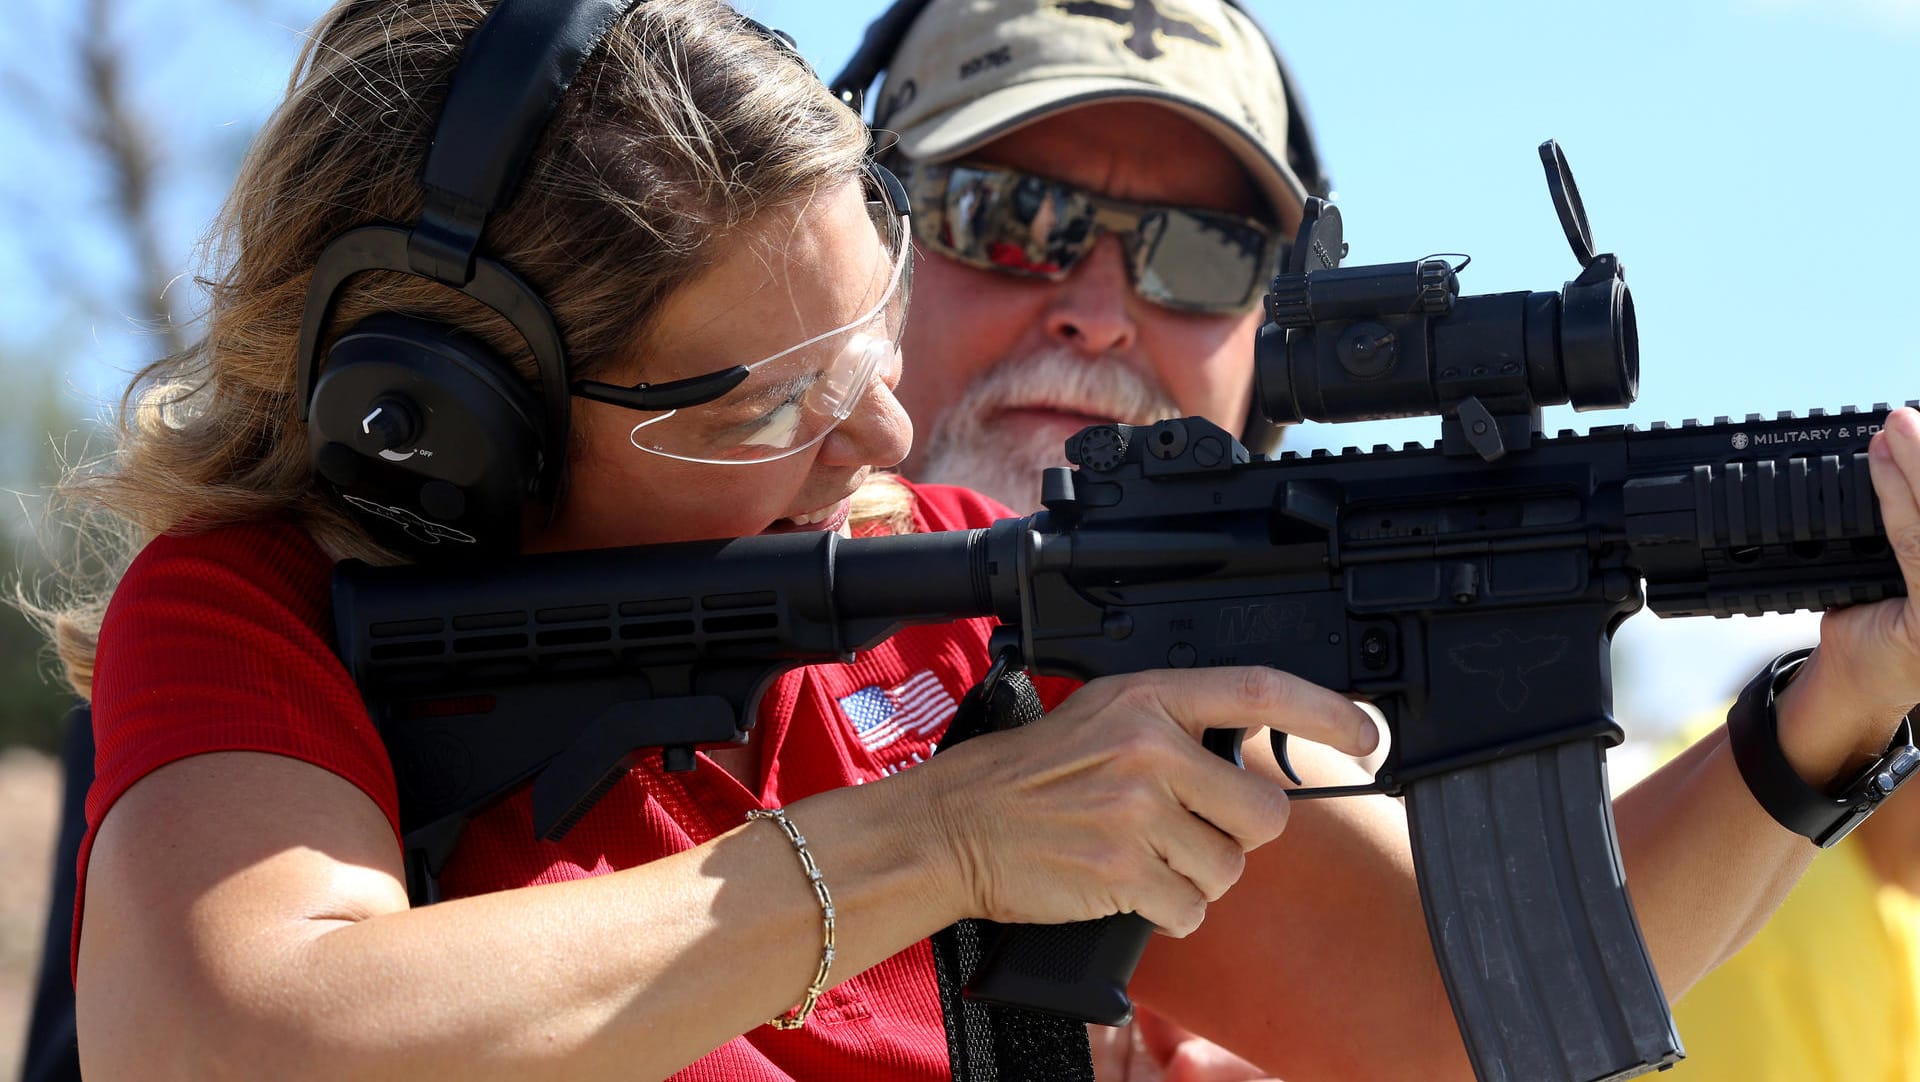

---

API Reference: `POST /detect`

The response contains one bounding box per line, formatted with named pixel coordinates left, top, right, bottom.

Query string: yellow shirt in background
left=1669, top=841, right=1920, bottom=1081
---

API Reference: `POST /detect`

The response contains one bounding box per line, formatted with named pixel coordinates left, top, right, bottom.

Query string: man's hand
left=1777, top=405, right=1920, bottom=787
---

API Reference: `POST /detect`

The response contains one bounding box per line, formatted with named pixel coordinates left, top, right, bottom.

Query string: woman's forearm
left=302, top=789, right=953, bottom=1079
left=77, top=755, right=961, bottom=1082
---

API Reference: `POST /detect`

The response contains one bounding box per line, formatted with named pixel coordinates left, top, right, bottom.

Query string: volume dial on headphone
left=360, top=397, right=420, bottom=453
left=307, top=314, right=548, bottom=558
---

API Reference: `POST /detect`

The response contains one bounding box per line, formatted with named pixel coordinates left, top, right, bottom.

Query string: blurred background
left=0, top=0, right=1912, bottom=1072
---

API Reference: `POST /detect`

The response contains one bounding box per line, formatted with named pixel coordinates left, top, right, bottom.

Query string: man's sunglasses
left=905, top=161, right=1279, bottom=315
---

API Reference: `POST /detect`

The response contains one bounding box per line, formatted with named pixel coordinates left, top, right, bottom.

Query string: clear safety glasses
left=571, top=161, right=913, bottom=464
left=907, top=161, right=1278, bottom=315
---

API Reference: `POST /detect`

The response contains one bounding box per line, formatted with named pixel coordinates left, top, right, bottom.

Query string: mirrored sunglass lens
left=934, top=168, right=1089, bottom=278
left=927, top=165, right=1271, bottom=312
left=1134, top=209, right=1266, bottom=312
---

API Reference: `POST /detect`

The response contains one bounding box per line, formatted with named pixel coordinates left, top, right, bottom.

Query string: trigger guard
left=1268, top=730, right=1306, bottom=786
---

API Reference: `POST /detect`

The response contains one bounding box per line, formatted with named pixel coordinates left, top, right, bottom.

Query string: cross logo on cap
left=1054, top=0, right=1221, bottom=61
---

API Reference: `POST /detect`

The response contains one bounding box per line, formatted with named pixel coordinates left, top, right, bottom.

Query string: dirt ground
left=0, top=747, right=62, bottom=1079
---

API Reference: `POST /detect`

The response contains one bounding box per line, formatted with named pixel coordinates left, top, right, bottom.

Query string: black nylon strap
left=930, top=668, right=1094, bottom=1082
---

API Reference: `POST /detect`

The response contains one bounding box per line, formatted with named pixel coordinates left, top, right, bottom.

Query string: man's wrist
left=1728, top=647, right=1920, bottom=847
left=1772, top=646, right=1905, bottom=785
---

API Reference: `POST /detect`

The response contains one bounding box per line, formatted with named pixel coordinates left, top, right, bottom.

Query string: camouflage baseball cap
left=871, top=0, right=1305, bottom=228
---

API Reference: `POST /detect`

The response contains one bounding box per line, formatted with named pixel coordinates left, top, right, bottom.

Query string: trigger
left=1268, top=730, right=1305, bottom=786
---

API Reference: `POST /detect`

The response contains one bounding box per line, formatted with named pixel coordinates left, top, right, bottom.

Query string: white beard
left=916, top=349, right=1182, bottom=512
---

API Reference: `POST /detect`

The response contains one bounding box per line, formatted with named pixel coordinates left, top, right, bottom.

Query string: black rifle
left=332, top=145, right=1906, bottom=1082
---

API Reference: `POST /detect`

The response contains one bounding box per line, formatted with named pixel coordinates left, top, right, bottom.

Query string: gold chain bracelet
left=746, top=806, right=837, bottom=1029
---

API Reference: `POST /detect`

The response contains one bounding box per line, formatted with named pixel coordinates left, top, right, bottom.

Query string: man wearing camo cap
left=866, top=0, right=1316, bottom=516
left=835, top=7, right=1920, bottom=1082
left=843, top=3, right=1425, bottom=1079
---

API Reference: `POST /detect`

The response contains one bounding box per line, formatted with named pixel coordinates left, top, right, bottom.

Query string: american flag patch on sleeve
left=836, top=670, right=958, bottom=752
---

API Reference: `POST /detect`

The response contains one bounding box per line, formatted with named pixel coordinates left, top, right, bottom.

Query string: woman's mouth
left=764, top=496, right=852, bottom=534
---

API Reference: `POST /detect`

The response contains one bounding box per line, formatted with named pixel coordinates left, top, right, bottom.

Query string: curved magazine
left=1404, top=739, right=1683, bottom=1082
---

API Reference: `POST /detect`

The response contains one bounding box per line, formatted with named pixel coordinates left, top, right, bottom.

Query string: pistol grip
left=962, top=727, right=1243, bottom=1024
left=963, top=912, right=1154, bottom=1025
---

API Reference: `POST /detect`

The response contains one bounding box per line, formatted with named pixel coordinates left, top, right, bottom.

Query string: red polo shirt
left=83, top=481, right=1034, bottom=1081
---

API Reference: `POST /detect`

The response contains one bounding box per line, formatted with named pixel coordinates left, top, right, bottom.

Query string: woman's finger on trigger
left=1138, top=666, right=1378, bottom=759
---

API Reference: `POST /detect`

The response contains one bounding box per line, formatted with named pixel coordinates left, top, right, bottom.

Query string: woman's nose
left=819, top=347, right=912, bottom=469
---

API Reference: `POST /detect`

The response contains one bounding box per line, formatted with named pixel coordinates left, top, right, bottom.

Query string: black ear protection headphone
left=829, top=0, right=1329, bottom=455
left=829, top=0, right=1331, bottom=202
left=295, top=1, right=851, bottom=560
left=295, top=0, right=649, bottom=560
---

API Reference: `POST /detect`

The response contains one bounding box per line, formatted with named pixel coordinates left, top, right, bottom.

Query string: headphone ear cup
left=307, top=313, right=548, bottom=558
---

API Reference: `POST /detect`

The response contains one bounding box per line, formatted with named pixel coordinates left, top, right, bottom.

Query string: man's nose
left=1044, top=235, right=1139, bottom=355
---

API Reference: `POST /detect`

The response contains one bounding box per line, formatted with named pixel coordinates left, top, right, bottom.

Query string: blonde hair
left=33, top=0, right=900, bottom=698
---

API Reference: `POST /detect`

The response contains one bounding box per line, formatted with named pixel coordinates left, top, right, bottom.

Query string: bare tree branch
left=75, top=0, right=187, bottom=357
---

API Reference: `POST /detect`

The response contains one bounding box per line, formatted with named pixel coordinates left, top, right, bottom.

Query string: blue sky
left=1, top=0, right=1913, bottom=756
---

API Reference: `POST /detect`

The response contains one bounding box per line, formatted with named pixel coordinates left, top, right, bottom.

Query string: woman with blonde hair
left=50, top=1, right=1920, bottom=1080
left=55, top=2, right=1371, bottom=1077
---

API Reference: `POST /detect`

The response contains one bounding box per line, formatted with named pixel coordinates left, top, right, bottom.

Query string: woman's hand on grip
left=908, top=666, right=1376, bottom=937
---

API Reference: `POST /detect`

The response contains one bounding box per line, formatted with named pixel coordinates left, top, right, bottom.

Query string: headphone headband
left=296, top=225, right=571, bottom=422
left=415, top=0, right=644, bottom=285
left=424, top=0, right=638, bottom=217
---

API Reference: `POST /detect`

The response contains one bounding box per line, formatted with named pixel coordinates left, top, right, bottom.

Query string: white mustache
left=945, top=349, right=1181, bottom=426
left=916, top=349, right=1182, bottom=511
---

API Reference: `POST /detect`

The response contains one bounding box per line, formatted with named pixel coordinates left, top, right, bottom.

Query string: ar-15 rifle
left=332, top=144, right=1906, bottom=1082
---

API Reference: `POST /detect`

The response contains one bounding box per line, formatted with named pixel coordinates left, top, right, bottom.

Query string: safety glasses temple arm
left=571, top=365, right=750, bottom=411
